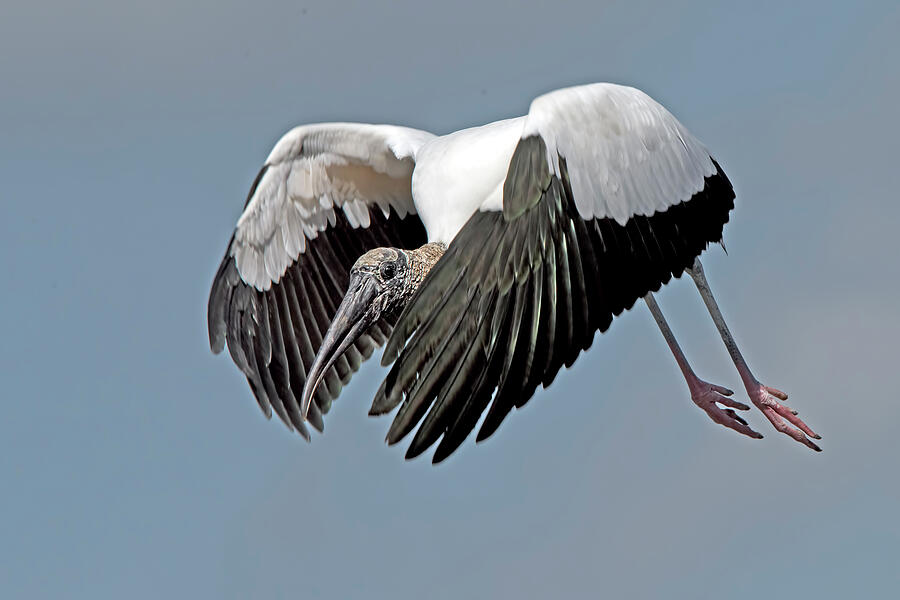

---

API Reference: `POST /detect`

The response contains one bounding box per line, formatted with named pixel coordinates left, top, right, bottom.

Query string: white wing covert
left=233, top=123, right=435, bottom=290
left=522, top=83, right=717, bottom=224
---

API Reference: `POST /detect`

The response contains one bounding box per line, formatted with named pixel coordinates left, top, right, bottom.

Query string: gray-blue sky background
left=2, top=1, right=899, bottom=598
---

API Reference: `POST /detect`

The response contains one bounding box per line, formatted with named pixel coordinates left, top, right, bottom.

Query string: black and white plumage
left=209, top=83, right=821, bottom=462
left=208, top=124, right=430, bottom=438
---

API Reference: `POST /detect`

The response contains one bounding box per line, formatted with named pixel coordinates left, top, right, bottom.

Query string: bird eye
left=380, top=262, right=396, bottom=280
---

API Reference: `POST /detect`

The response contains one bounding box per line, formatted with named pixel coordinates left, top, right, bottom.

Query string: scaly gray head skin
left=300, top=243, right=445, bottom=418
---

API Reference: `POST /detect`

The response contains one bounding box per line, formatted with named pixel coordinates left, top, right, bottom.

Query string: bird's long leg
left=644, top=294, right=761, bottom=439
left=686, top=258, right=821, bottom=451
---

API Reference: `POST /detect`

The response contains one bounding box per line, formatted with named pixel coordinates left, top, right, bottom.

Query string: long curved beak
left=301, top=273, right=378, bottom=419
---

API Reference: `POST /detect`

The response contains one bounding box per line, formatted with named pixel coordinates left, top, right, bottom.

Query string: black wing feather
left=381, top=136, right=734, bottom=462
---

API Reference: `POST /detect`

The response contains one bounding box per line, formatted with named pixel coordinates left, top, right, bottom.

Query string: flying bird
left=208, top=83, right=821, bottom=463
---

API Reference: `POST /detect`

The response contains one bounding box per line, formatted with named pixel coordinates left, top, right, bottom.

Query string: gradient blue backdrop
left=3, top=1, right=899, bottom=598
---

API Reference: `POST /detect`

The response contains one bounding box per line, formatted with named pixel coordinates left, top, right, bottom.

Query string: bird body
left=209, top=82, right=822, bottom=462
left=413, top=117, right=522, bottom=243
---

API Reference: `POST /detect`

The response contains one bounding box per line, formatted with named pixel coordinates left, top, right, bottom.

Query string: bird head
left=300, top=247, right=410, bottom=417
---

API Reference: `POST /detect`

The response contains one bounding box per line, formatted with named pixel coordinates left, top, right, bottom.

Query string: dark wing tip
left=208, top=256, right=235, bottom=354
left=208, top=161, right=270, bottom=354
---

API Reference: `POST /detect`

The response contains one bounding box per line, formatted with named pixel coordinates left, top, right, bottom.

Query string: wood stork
left=208, top=83, right=821, bottom=463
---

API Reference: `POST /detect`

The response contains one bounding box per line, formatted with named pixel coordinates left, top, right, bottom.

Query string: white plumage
left=522, top=84, right=715, bottom=223
left=231, top=84, right=712, bottom=290
left=233, top=123, right=435, bottom=290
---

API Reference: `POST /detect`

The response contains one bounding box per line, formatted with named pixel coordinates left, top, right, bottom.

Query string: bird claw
left=689, top=379, right=763, bottom=439
left=750, top=383, right=821, bottom=451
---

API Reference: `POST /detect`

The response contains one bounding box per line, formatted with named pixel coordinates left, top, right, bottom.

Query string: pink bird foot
left=749, top=383, right=821, bottom=451
left=689, top=378, right=763, bottom=440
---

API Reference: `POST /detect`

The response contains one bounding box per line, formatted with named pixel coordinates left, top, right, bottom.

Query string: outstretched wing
left=377, top=84, right=735, bottom=462
left=209, top=123, right=432, bottom=439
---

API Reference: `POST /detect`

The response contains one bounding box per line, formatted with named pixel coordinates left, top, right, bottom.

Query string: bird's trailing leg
left=644, top=294, right=761, bottom=439
left=686, top=259, right=821, bottom=451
